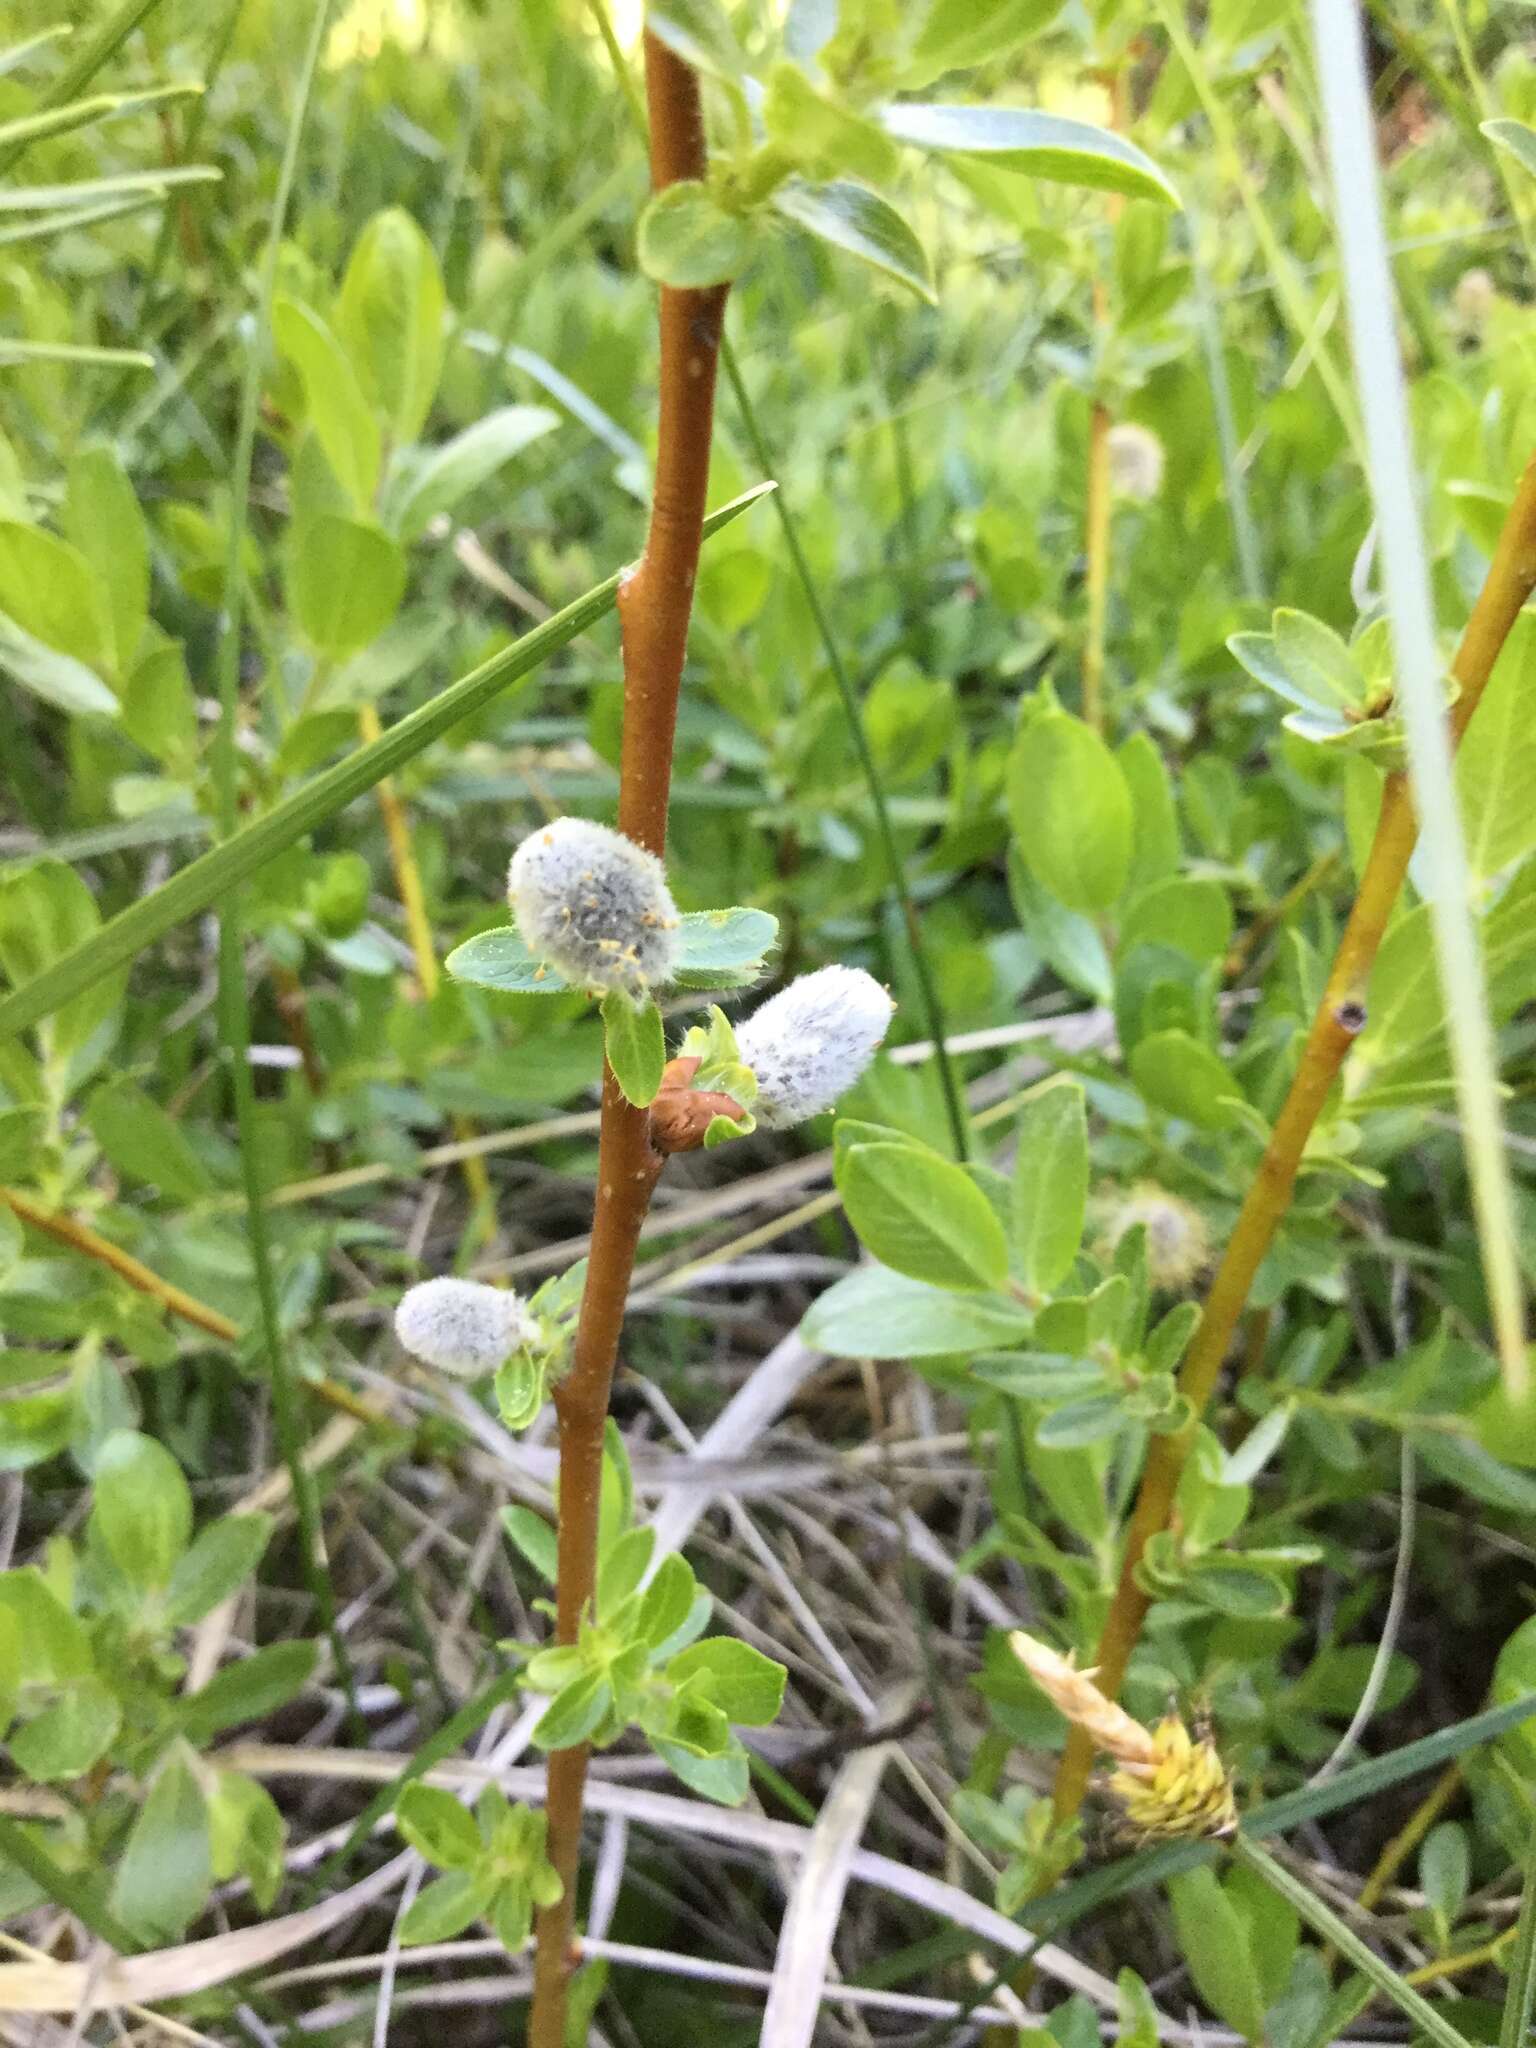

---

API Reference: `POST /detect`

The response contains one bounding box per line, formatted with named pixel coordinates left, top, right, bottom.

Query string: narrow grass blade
left=1500, top=1825, right=1536, bottom=2048
left=0, top=0, right=169, bottom=178
left=720, top=336, right=969, bottom=1161
left=0, top=1815, right=138, bottom=1953
left=1310, top=0, right=1527, bottom=1394
left=1232, top=1838, right=1472, bottom=2048
left=210, top=0, right=357, bottom=1735
left=0, top=483, right=772, bottom=1048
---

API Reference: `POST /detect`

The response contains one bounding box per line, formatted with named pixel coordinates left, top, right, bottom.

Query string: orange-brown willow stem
left=1051, top=450, right=1536, bottom=1825
left=527, top=36, right=727, bottom=2048
left=2, top=1186, right=238, bottom=1341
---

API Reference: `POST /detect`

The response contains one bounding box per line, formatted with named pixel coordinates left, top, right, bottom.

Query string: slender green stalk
left=0, top=1816, right=138, bottom=1953
left=1500, top=1823, right=1536, bottom=2048
left=1152, top=0, right=1363, bottom=457
left=0, top=0, right=169, bottom=177
left=1230, top=1836, right=1473, bottom=2048
left=721, top=337, right=970, bottom=1162
left=1187, top=215, right=1264, bottom=601
left=1311, top=0, right=1525, bottom=1392
left=208, top=0, right=358, bottom=1735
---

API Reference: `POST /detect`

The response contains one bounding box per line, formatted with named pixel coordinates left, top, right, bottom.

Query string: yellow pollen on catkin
left=1010, top=1633, right=1237, bottom=1841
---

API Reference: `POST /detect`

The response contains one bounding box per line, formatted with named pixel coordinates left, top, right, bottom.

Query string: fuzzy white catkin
left=395, top=1278, right=539, bottom=1378
left=736, top=965, right=894, bottom=1129
left=1106, top=422, right=1165, bottom=501
left=508, top=817, right=679, bottom=996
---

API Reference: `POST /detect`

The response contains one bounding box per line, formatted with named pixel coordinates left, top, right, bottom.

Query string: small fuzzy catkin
left=508, top=817, right=678, bottom=997
left=735, top=965, right=893, bottom=1129
left=395, top=1278, right=539, bottom=1379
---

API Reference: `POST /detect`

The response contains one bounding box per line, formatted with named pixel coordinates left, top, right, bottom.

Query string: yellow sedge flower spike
left=1010, top=1631, right=1237, bottom=1842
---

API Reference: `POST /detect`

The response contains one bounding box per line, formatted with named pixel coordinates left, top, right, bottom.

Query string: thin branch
left=528, top=33, right=727, bottom=2048
left=1051, top=447, right=1536, bottom=1824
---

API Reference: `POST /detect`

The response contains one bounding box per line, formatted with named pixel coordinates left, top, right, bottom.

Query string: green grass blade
left=1232, top=1837, right=1473, bottom=2048
left=0, top=483, right=772, bottom=1048
left=0, top=0, right=168, bottom=177
left=210, top=0, right=357, bottom=1737
left=720, top=336, right=969, bottom=1162
left=1500, top=1825, right=1536, bottom=2048
left=1310, top=0, right=1527, bottom=1395
left=0, top=1814, right=139, bottom=1952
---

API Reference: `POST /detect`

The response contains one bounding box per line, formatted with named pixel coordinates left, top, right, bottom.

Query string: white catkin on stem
left=736, top=966, right=894, bottom=1129
left=507, top=817, right=679, bottom=997
left=395, top=1278, right=539, bottom=1379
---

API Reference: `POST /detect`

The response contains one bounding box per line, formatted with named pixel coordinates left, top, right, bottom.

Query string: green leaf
left=181, top=1639, right=318, bottom=1742
left=762, top=64, right=900, bottom=184
left=802, top=1262, right=1032, bottom=1357
left=1129, top=1029, right=1244, bottom=1131
left=0, top=1392, right=73, bottom=1472
left=389, top=405, right=559, bottom=542
left=399, top=1867, right=495, bottom=1944
left=0, top=522, right=113, bottom=676
left=602, top=991, right=666, bottom=1108
left=395, top=1783, right=482, bottom=1870
left=597, top=1526, right=656, bottom=1617
left=123, top=645, right=197, bottom=766
left=646, top=0, right=746, bottom=81
left=672, top=907, right=779, bottom=987
left=0, top=1572, right=90, bottom=1685
left=1009, top=709, right=1133, bottom=913
left=109, top=1753, right=212, bottom=1946
left=533, top=1671, right=610, bottom=1749
left=1168, top=1866, right=1267, bottom=2042
left=164, top=1515, right=272, bottom=1628
left=87, top=1078, right=211, bottom=1199
left=1008, top=848, right=1111, bottom=1001
left=448, top=923, right=570, bottom=994
left=665, top=1638, right=786, bottom=1725
left=0, top=859, right=121, bottom=1060
left=0, top=1106, right=41, bottom=1179
left=287, top=515, right=407, bottom=658
left=1484, top=118, right=1536, bottom=182
left=1420, top=1822, right=1470, bottom=1927
left=1011, top=1077, right=1088, bottom=1295
left=1120, top=879, right=1232, bottom=966
left=1457, top=616, right=1536, bottom=885
left=0, top=485, right=773, bottom=1050
left=882, top=102, right=1179, bottom=206
left=91, top=1429, right=191, bottom=1589
left=9, top=1679, right=120, bottom=1782
left=1494, top=1616, right=1536, bottom=1774
left=337, top=207, right=446, bottom=444
left=272, top=295, right=382, bottom=512
left=0, top=620, right=118, bottom=717
left=770, top=178, right=936, bottom=302
left=904, top=0, right=1067, bottom=83
left=207, top=1769, right=286, bottom=1911
left=62, top=443, right=147, bottom=679
left=638, top=181, right=753, bottom=289
left=638, top=1553, right=697, bottom=1649
left=837, top=1140, right=1010, bottom=1291
left=1119, top=731, right=1181, bottom=891
left=651, top=1732, right=751, bottom=1804
left=501, top=1506, right=558, bottom=1583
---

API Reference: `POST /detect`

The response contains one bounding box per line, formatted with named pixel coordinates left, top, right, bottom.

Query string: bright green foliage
left=0, top=1431, right=299, bottom=1939
left=512, top=1434, right=785, bottom=1805
left=394, top=1783, right=562, bottom=1951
